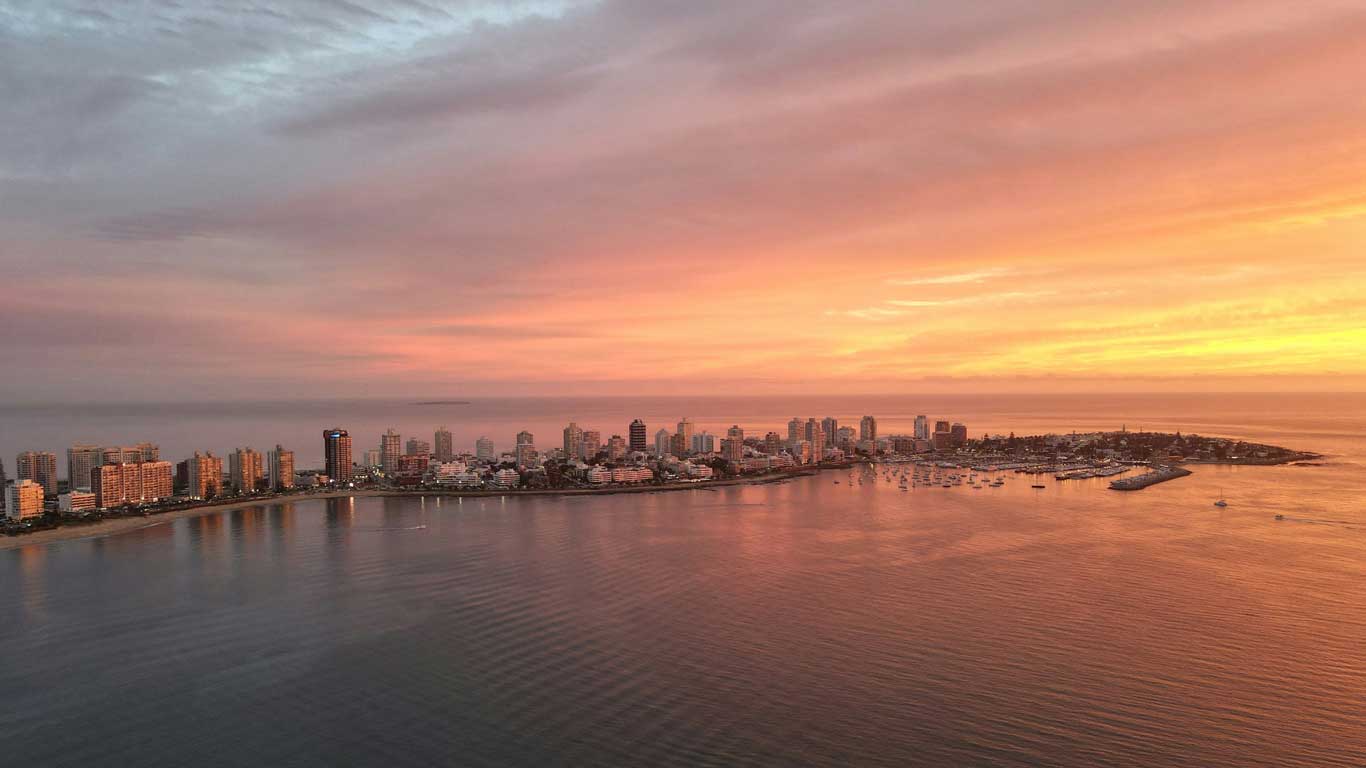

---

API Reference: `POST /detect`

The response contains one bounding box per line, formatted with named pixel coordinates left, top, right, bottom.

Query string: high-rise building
left=135, top=442, right=160, bottom=462
left=404, top=438, right=429, bottom=457
left=7, top=479, right=44, bottom=520
left=16, top=451, right=58, bottom=496
left=836, top=426, right=856, bottom=448
left=229, top=447, right=263, bottom=493
left=185, top=452, right=224, bottom=499
left=476, top=436, right=495, bottom=461
left=861, top=416, right=879, bottom=442
left=363, top=448, right=381, bottom=468
left=629, top=419, right=648, bottom=452
left=950, top=423, right=968, bottom=448
left=434, top=427, right=454, bottom=462
left=722, top=426, right=745, bottom=462
left=324, top=429, right=353, bottom=484
left=914, top=415, right=929, bottom=440
left=935, top=420, right=951, bottom=435
left=691, top=432, right=714, bottom=454
left=93, top=461, right=174, bottom=509
left=804, top=419, right=824, bottom=460
left=101, top=446, right=143, bottom=465
left=381, top=429, right=402, bottom=473
left=514, top=431, right=537, bottom=468
left=821, top=418, right=838, bottom=447
left=607, top=435, right=627, bottom=461
left=764, top=432, right=782, bottom=454
left=677, top=418, right=695, bottom=448
left=670, top=431, right=688, bottom=458
left=563, top=422, right=584, bottom=459
left=787, top=417, right=804, bottom=444
left=0, top=457, right=6, bottom=512
left=654, top=429, right=672, bottom=457
left=67, top=444, right=103, bottom=491
left=581, top=430, right=602, bottom=459
left=269, top=445, right=295, bottom=491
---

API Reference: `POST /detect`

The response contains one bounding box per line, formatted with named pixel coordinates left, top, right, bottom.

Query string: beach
left=0, top=471, right=817, bottom=551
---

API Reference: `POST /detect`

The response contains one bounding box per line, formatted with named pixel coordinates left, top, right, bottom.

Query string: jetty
left=1109, top=465, right=1192, bottom=491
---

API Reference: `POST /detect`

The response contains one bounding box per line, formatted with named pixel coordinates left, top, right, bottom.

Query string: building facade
left=861, top=416, right=879, bottom=442
left=185, top=452, right=224, bottom=499
left=67, top=444, right=103, bottom=491
left=7, top=479, right=44, bottom=520
left=93, top=461, right=174, bottom=508
left=324, top=429, right=353, bottom=484
left=229, top=447, right=264, bottom=493
left=269, top=445, right=295, bottom=491
left=16, top=451, right=58, bottom=495
left=434, top=427, right=454, bottom=462
left=629, top=419, right=648, bottom=452
left=381, top=429, right=402, bottom=473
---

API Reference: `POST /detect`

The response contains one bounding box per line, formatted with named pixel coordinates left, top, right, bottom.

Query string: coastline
left=0, top=470, right=819, bottom=551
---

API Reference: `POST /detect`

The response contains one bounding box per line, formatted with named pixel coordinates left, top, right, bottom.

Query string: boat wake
left=1275, top=516, right=1355, bottom=528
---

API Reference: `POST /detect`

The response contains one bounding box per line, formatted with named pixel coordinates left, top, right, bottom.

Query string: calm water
left=2, top=395, right=1365, bottom=766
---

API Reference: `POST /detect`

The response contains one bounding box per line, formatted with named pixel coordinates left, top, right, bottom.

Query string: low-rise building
left=60, top=491, right=98, bottom=514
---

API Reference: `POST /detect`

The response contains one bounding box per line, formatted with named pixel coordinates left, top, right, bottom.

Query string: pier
left=1108, top=465, right=1192, bottom=490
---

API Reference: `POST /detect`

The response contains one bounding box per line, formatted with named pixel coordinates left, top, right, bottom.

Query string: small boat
left=1274, top=514, right=1285, bottom=520
left=1214, top=500, right=1227, bottom=507
left=1031, top=484, right=1046, bottom=489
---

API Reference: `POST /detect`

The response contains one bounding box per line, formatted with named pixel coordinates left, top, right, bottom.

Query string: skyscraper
left=861, top=415, right=879, bottom=442
left=677, top=418, right=695, bottom=449
left=324, top=429, right=353, bottom=484
left=563, top=422, right=584, bottom=459
left=476, top=436, right=495, bottom=461
left=821, top=417, right=838, bottom=447
left=381, top=429, right=402, bottom=473
left=135, top=442, right=160, bottom=462
left=269, top=445, right=295, bottom=491
left=0, top=458, right=6, bottom=512
left=914, top=415, right=929, bottom=440
left=804, top=419, right=824, bottom=461
left=67, top=444, right=103, bottom=491
left=764, top=432, right=782, bottom=454
left=229, top=447, right=263, bottom=493
left=514, top=431, right=537, bottom=468
left=950, top=423, right=968, bottom=447
left=434, top=427, right=454, bottom=462
left=629, top=419, right=648, bottom=452
left=607, top=435, right=627, bottom=460
left=16, top=451, right=58, bottom=496
left=654, top=429, right=671, bottom=457
left=691, top=432, right=714, bottom=454
left=582, top=430, right=602, bottom=459
left=405, top=437, right=431, bottom=457
left=787, top=417, right=804, bottom=444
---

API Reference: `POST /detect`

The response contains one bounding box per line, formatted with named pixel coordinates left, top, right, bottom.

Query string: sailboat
left=1214, top=488, right=1227, bottom=507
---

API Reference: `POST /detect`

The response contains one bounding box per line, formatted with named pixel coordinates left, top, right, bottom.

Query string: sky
left=3, top=0, right=1365, bottom=402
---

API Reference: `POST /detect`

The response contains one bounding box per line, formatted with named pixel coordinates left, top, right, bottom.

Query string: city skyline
left=4, top=2, right=1366, bottom=402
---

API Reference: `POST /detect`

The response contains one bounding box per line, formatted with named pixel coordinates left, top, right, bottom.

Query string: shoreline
left=0, top=470, right=820, bottom=551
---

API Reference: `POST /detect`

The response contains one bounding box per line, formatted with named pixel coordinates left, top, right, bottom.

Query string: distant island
left=412, top=400, right=471, bottom=406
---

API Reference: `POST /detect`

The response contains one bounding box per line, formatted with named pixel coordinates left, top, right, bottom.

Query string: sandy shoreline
left=0, top=471, right=821, bottom=551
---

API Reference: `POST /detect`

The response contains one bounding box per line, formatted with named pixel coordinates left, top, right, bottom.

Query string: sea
left=1, top=394, right=1364, bottom=766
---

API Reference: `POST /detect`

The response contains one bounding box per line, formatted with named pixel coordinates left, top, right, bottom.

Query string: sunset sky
left=3, top=1, right=1365, bottom=401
